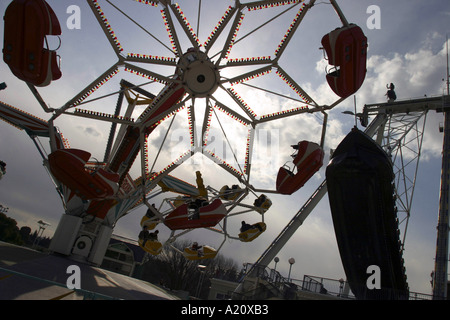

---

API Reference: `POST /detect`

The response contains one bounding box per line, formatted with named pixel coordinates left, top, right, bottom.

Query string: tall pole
left=447, top=35, right=449, bottom=95
left=287, top=258, right=295, bottom=282
left=432, top=36, right=450, bottom=299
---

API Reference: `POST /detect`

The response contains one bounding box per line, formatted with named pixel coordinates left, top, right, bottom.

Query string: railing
left=299, top=275, right=353, bottom=299
left=235, top=263, right=294, bottom=299
left=299, top=275, right=433, bottom=300
left=242, top=263, right=289, bottom=285
left=237, top=264, right=433, bottom=300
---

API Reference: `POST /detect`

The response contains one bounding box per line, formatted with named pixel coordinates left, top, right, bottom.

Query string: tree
left=153, top=239, right=204, bottom=292
left=140, top=239, right=240, bottom=299
left=0, top=212, right=23, bottom=245
left=19, top=226, right=31, bottom=244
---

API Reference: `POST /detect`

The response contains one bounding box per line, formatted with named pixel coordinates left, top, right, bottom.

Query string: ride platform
left=0, top=241, right=178, bottom=300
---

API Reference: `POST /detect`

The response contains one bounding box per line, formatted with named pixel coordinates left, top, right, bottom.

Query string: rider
left=240, top=221, right=263, bottom=233
left=0, top=161, right=6, bottom=175
left=148, top=230, right=159, bottom=241
left=191, top=241, right=204, bottom=257
left=138, top=225, right=150, bottom=246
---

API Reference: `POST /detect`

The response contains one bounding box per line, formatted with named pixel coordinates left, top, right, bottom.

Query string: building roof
left=109, top=234, right=146, bottom=264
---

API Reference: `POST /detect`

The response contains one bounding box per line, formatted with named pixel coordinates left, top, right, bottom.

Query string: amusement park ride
left=0, top=0, right=448, bottom=299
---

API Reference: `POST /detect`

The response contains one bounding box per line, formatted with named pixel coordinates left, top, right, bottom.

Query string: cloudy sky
left=1, top=0, right=449, bottom=296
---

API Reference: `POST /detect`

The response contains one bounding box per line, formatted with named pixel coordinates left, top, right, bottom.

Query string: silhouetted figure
left=0, top=161, right=6, bottom=178
left=386, top=83, right=396, bottom=102
left=138, top=225, right=149, bottom=246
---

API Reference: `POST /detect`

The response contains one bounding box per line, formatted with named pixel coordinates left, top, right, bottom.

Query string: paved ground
left=0, top=242, right=179, bottom=300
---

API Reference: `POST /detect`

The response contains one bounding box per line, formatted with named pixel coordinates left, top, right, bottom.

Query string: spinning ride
left=0, top=0, right=366, bottom=263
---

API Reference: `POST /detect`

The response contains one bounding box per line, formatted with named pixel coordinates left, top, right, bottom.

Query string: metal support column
left=433, top=106, right=450, bottom=300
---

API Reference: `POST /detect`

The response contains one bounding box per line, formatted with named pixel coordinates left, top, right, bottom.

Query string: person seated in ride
left=194, top=197, right=208, bottom=207
left=0, top=161, right=6, bottom=175
left=253, top=195, right=266, bottom=207
left=187, top=202, right=200, bottom=220
left=240, top=221, right=263, bottom=233
left=145, top=203, right=157, bottom=218
left=138, top=225, right=150, bottom=246
left=191, top=241, right=204, bottom=257
left=188, top=198, right=207, bottom=220
left=148, top=230, right=159, bottom=241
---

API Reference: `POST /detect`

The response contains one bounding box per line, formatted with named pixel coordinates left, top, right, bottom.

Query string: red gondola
left=321, top=24, right=367, bottom=98
left=3, top=0, right=62, bottom=86
left=164, top=198, right=227, bottom=230
left=276, top=141, right=324, bottom=195
left=48, top=149, right=119, bottom=200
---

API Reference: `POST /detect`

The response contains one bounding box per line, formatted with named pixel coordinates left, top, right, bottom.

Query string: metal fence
left=296, top=275, right=433, bottom=300
left=239, top=264, right=433, bottom=300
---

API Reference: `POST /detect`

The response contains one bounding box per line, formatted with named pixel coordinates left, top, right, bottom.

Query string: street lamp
left=342, top=95, right=369, bottom=127
left=339, top=278, right=344, bottom=297
left=287, top=258, right=295, bottom=282
left=33, top=220, right=51, bottom=248
left=195, top=264, right=207, bottom=298
left=274, top=257, right=279, bottom=272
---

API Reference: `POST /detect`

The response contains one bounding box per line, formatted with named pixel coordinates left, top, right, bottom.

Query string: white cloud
left=356, top=40, right=448, bottom=163
left=362, top=40, right=447, bottom=101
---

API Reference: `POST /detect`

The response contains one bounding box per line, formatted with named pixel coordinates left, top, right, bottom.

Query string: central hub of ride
left=178, top=49, right=219, bottom=98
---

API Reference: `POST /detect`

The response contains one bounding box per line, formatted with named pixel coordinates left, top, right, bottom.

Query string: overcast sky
left=1, top=0, right=449, bottom=296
